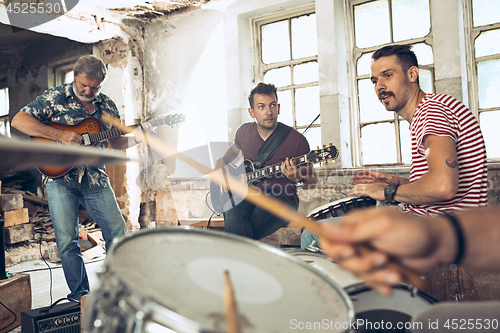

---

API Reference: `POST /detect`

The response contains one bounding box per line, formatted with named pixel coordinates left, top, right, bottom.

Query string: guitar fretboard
left=245, top=154, right=308, bottom=183
left=88, top=115, right=183, bottom=144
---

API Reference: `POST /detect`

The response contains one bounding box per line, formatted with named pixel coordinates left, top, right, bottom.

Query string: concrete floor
left=5, top=256, right=104, bottom=333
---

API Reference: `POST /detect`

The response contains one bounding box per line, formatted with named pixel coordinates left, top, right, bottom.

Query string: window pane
left=357, top=52, right=374, bottom=76
left=412, top=43, right=434, bottom=65
left=65, top=71, right=74, bottom=84
left=354, top=0, right=390, bottom=48
left=262, top=20, right=290, bottom=64
left=277, top=89, right=293, bottom=126
left=295, top=86, right=320, bottom=127
left=361, top=123, right=397, bottom=164
left=302, top=126, right=321, bottom=151
left=475, top=29, right=500, bottom=58
left=399, top=120, right=411, bottom=164
left=419, top=68, right=433, bottom=94
left=0, top=88, right=9, bottom=117
left=293, top=62, right=318, bottom=85
left=477, top=59, right=500, bottom=109
left=480, top=111, right=500, bottom=158
left=291, top=14, right=318, bottom=60
left=392, top=0, right=430, bottom=42
left=472, top=0, right=500, bottom=27
left=264, top=67, right=291, bottom=88
left=358, top=79, right=393, bottom=122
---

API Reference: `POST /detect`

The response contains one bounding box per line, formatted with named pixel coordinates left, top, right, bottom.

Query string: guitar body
left=31, top=118, right=104, bottom=178
left=210, top=161, right=249, bottom=214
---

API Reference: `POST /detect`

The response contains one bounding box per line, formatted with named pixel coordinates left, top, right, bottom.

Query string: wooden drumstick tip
left=224, top=270, right=241, bottom=333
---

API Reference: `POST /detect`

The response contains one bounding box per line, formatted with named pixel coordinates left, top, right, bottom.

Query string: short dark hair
left=73, top=55, right=107, bottom=81
left=372, top=45, right=419, bottom=73
left=248, top=83, right=278, bottom=109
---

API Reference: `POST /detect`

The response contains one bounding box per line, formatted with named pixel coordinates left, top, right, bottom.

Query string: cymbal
left=0, top=135, right=131, bottom=174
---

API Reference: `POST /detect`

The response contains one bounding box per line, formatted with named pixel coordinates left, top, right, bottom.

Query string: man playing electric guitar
left=11, top=55, right=149, bottom=301
left=216, top=82, right=317, bottom=240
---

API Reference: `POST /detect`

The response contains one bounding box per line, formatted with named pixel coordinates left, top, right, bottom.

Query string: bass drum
left=307, top=196, right=377, bottom=220
left=83, top=227, right=355, bottom=333
left=345, top=282, right=438, bottom=332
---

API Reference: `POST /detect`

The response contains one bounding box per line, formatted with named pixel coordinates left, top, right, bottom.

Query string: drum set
left=82, top=197, right=438, bottom=333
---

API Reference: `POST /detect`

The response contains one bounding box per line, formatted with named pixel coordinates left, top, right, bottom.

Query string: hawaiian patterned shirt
left=21, top=82, right=121, bottom=188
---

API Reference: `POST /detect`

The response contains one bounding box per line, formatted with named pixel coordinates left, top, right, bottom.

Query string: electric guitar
left=31, top=114, right=185, bottom=178
left=210, top=144, right=338, bottom=214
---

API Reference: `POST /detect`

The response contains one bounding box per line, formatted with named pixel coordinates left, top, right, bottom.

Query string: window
left=0, top=88, right=10, bottom=137
left=253, top=7, right=321, bottom=149
left=469, top=0, right=500, bottom=159
left=350, top=0, right=433, bottom=165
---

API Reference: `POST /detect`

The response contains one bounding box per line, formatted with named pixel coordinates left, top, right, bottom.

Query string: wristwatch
left=384, top=183, right=400, bottom=205
left=295, top=177, right=305, bottom=187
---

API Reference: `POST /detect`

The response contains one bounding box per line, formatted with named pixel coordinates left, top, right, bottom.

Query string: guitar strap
left=253, top=122, right=293, bottom=169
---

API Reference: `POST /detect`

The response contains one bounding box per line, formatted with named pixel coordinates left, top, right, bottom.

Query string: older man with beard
left=11, top=55, right=142, bottom=301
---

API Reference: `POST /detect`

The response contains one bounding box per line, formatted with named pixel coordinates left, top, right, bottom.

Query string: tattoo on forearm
left=446, top=159, right=458, bottom=168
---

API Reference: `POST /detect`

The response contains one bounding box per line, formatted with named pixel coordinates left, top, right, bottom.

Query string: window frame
left=252, top=5, right=320, bottom=135
left=466, top=0, right=500, bottom=162
left=348, top=0, right=434, bottom=166
left=0, top=86, right=10, bottom=137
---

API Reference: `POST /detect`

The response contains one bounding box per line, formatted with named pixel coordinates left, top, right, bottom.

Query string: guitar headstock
left=163, top=113, right=186, bottom=126
left=307, top=144, right=339, bottom=166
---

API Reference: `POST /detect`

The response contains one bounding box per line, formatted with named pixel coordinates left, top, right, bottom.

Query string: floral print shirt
left=21, top=82, right=121, bottom=188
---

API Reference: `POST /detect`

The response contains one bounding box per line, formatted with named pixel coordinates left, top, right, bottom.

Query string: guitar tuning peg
left=317, top=146, right=320, bottom=150
left=323, top=144, right=326, bottom=148
left=329, top=143, right=332, bottom=146
left=325, top=161, right=328, bottom=165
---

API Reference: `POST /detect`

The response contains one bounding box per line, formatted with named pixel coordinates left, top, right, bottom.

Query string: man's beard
left=73, top=82, right=100, bottom=103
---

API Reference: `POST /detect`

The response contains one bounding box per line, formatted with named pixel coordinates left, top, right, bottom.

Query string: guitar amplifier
left=21, top=301, right=80, bottom=333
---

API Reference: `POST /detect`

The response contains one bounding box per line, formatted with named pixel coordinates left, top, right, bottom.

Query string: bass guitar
left=31, top=114, right=185, bottom=178
left=210, top=144, right=338, bottom=214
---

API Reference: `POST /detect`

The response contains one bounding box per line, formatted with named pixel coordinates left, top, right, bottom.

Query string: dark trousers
left=223, top=189, right=298, bottom=240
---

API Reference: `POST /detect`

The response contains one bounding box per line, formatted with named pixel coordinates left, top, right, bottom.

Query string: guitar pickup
left=82, top=133, right=91, bottom=146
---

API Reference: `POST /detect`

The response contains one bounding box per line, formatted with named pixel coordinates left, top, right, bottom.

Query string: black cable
left=0, top=300, right=17, bottom=331
left=39, top=182, right=54, bottom=306
left=204, top=190, right=220, bottom=230
left=39, top=297, right=79, bottom=314
left=302, top=113, right=320, bottom=136
left=9, top=257, right=105, bottom=275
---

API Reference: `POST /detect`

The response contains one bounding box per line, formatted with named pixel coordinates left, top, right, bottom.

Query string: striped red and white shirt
left=403, top=94, right=487, bottom=216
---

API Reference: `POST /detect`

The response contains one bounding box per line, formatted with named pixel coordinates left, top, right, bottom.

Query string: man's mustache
left=378, top=90, right=394, bottom=99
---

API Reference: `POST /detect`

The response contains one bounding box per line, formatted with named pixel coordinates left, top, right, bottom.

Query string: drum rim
left=307, top=196, right=377, bottom=218
left=345, top=282, right=439, bottom=305
left=105, top=226, right=356, bottom=330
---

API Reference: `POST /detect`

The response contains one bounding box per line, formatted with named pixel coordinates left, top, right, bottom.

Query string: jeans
left=300, top=217, right=341, bottom=249
left=223, top=190, right=299, bottom=240
left=45, top=177, right=126, bottom=300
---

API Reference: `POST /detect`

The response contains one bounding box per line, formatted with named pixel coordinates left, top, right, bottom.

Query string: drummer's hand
left=353, top=170, right=393, bottom=185
left=281, top=158, right=302, bottom=183
left=318, top=207, right=442, bottom=295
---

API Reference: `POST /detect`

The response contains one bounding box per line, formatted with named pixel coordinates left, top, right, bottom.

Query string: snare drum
left=307, top=196, right=377, bottom=220
left=345, top=282, right=438, bottom=332
left=284, top=249, right=361, bottom=288
left=83, top=227, right=355, bottom=333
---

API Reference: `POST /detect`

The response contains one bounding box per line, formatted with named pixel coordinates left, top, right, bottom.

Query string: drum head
left=107, top=228, right=354, bottom=332
left=283, top=249, right=361, bottom=288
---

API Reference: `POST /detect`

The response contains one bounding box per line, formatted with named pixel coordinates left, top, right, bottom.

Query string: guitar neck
left=245, top=154, right=308, bottom=183
left=87, top=116, right=182, bottom=144
left=87, top=124, right=138, bottom=144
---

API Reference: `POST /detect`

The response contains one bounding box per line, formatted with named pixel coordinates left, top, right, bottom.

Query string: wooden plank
left=0, top=194, right=23, bottom=212
left=4, top=224, right=34, bottom=244
left=3, top=208, right=30, bottom=227
left=0, top=273, right=31, bottom=333
left=186, top=219, right=225, bottom=228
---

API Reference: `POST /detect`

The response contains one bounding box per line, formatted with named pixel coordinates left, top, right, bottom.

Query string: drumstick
left=224, top=270, right=241, bottom=333
left=103, top=114, right=425, bottom=289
